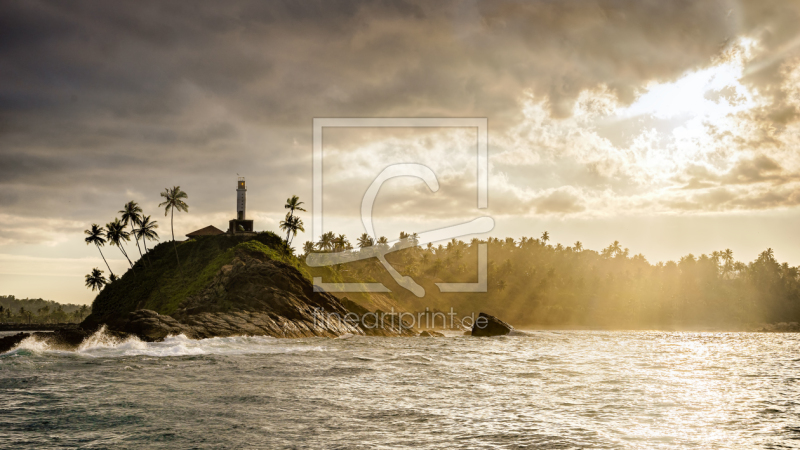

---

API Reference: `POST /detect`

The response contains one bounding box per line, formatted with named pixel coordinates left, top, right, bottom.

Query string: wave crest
left=3, top=326, right=327, bottom=358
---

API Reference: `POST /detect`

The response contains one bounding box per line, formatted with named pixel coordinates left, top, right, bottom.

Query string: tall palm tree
left=357, top=233, right=374, bottom=249
left=603, top=241, right=623, bottom=257
left=721, top=248, right=734, bottom=278
left=723, top=248, right=734, bottom=264
left=541, top=231, right=550, bottom=245
left=119, top=201, right=144, bottom=260
left=159, top=186, right=189, bottom=266
left=284, top=195, right=306, bottom=240
left=279, top=212, right=304, bottom=245
left=106, top=218, right=135, bottom=272
left=85, top=268, right=107, bottom=291
left=574, top=241, right=583, bottom=252
left=134, top=215, right=159, bottom=261
left=84, top=224, right=114, bottom=276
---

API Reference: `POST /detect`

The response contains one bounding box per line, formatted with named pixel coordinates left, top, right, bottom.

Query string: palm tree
left=279, top=212, right=304, bottom=245
left=608, top=240, right=623, bottom=257
left=722, top=248, right=734, bottom=278
left=496, top=279, right=507, bottom=292
left=302, top=241, right=315, bottom=256
left=723, top=248, right=734, bottom=264
left=335, top=234, right=349, bottom=252
left=119, top=201, right=144, bottom=260
left=84, top=224, right=114, bottom=276
left=284, top=195, right=306, bottom=241
left=159, top=186, right=189, bottom=266
left=85, top=268, right=107, bottom=291
left=376, top=236, right=389, bottom=250
left=318, top=231, right=335, bottom=251
left=574, top=241, right=583, bottom=252
left=106, top=218, right=135, bottom=272
left=541, top=231, right=550, bottom=245
left=357, top=233, right=374, bottom=249
left=134, top=215, right=159, bottom=261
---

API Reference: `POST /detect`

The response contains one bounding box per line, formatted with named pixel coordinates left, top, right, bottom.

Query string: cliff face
left=83, top=233, right=414, bottom=340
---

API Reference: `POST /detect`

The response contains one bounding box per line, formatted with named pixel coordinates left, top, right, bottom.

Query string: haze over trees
left=302, top=232, right=800, bottom=329
left=0, top=295, right=90, bottom=324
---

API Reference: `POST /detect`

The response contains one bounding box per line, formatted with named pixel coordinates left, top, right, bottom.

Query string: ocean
left=1, top=329, right=799, bottom=449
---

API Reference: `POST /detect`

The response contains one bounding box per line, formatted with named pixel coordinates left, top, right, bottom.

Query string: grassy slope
left=89, top=232, right=311, bottom=321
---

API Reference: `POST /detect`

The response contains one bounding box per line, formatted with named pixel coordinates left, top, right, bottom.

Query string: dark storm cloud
left=1, top=0, right=798, bottom=243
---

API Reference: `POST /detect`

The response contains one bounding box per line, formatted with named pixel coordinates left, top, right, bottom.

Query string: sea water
left=1, top=328, right=799, bottom=449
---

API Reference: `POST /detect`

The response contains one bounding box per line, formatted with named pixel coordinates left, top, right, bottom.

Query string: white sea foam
left=2, top=326, right=327, bottom=358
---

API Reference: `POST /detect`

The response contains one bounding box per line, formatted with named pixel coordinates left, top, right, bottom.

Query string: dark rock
left=0, top=332, right=30, bottom=353
left=34, top=328, right=91, bottom=349
left=340, top=297, right=370, bottom=316
left=419, top=330, right=444, bottom=337
left=124, top=310, right=197, bottom=341
left=471, top=312, right=514, bottom=337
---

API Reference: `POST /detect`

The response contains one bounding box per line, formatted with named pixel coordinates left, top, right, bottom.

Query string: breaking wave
left=2, top=326, right=327, bottom=358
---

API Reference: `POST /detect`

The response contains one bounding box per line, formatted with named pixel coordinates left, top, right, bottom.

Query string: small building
left=228, top=177, right=254, bottom=235
left=186, top=225, right=225, bottom=239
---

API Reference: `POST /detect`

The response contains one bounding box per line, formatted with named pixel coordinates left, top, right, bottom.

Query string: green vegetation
left=303, top=233, right=800, bottom=330
left=0, top=295, right=90, bottom=324
left=88, top=231, right=296, bottom=320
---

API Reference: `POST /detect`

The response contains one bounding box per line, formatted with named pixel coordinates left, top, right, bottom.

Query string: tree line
left=0, top=295, right=90, bottom=324
left=301, top=231, right=800, bottom=329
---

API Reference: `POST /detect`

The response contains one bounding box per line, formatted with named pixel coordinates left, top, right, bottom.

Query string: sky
left=2, top=0, right=800, bottom=304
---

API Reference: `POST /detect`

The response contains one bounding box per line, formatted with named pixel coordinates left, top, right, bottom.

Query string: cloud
left=1, top=0, right=800, bottom=246
left=531, top=188, right=585, bottom=215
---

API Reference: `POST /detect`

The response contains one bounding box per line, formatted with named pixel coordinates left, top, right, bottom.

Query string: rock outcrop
left=0, top=332, right=30, bottom=353
left=471, top=312, right=514, bottom=337
left=419, top=330, right=444, bottom=337
left=0, top=328, right=128, bottom=353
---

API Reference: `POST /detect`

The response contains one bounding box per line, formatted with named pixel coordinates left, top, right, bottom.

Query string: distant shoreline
left=0, top=323, right=79, bottom=332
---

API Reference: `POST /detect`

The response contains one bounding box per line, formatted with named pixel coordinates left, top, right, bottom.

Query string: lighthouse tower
left=228, top=176, right=254, bottom=234
left=237, top=177, right=246, bottom=220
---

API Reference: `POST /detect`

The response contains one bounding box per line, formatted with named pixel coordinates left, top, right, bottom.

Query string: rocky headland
left=0, top=233, right=419, bottom=353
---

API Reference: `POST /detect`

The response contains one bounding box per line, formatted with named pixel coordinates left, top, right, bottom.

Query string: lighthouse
left=228, top=176, right=254, bottom=234
left=237, top=177, right=246, bottom=220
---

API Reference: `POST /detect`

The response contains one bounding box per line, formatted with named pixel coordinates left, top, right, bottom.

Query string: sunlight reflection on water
left=1, top=331, right=799, bottom=449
